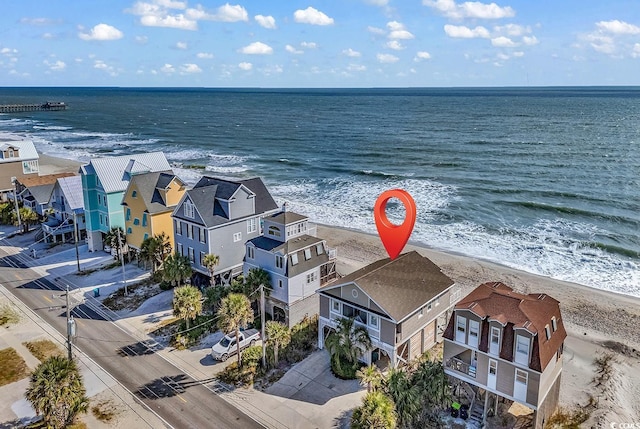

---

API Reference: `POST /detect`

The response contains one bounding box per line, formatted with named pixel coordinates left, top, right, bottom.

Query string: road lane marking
left=43, top=295, right=53, bottom=303
left=176, top=394, right=187, bottom=403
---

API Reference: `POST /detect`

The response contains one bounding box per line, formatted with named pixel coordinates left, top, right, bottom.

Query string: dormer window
left=184, top=201, right=194, bottom=218
left=291, top=253, right=298, bottom=265
left=304, top=248, right=312, bottom=260
left=132, top=190, right=137, bottom=198
left=551, top=316, right=557, bottom=332
left=545, top=324, right=551, bottom=340
left=515, top=334, right=530, bottom=366
left=275, top=255, right=284, bottom=269
left=316, top=243, right=324, bottom=255
left=8, top=149, right=14, bottom=157
left=268, top=225, right=281, bottom=237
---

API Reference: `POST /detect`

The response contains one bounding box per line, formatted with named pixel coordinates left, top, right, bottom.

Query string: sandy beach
left=32, top=152, right=640, bottom=425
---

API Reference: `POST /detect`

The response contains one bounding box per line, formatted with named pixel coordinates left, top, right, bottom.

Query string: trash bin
left=93, top=288, right=100, bottom=298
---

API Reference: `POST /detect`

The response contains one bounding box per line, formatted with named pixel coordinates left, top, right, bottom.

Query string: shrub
left=216, top=361, right=257, bottom=386
left=159, top=281, right=174, bottom=291
left=242, top=345, right=263, bottom=367
left=281, top=315, right=318, bottom=364
left=170, top=314, right=216, bottom=348
left=0, top=303, right=20, bottom=326
left=330, top=354, right=363, bottom=380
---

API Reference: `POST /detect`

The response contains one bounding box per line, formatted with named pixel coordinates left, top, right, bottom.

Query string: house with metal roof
left=122, top=171, right=186, bottom=251
left=318, top=251, right=458, bottom=369
left=243, top=208, right=338, bottom=327
left=15, top=173, right=75, bottom=216
left=79, top=152, right=172, bottom=252
left=43, top=175, right=86, bottom=244
left=172, top=175, right=279, bottom=284
left=0, top=134, right=40, bottom=201
left=442, top=282, right=567, bottom=429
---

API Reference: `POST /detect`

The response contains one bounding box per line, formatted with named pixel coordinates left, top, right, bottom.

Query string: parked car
left=211, top=329, right=260, bottom=361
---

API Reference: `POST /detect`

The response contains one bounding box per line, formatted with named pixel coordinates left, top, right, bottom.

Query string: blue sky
left=2, top=0, right=640, bottom=87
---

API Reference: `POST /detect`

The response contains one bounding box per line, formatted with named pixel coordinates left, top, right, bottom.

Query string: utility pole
left=260, top=284, right=266, bottom=369
left=52, top=286, right=75, bottom=360
left=12, top=179, right=21, bottom=233
left=73, top=210, right=80, bottom=272
left=117, top=228, right=127, bottom=295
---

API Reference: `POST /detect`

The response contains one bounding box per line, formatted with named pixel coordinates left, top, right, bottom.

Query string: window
left=304, top=248, right=312, bottom=260
left=103, top=195, right=108, bottom=206
left=142, top=213, right=147, bottom=227
left=199, top=227, right=206, bottom=243
left=233, top=232, right=242, bottom=242
left=186, top=225, right=193, bottom=239
left=278, top=279, right=283, bottom=288
left=419, top=308, right=424, bottom=318
left=291, top=253, right=298, bottom=265
left=551, top=316, right=557, bottom=332
left=275, top=255, right=284, bottom=269
left=489, top=359, right=497, bottom=376
left=199, top=251, right=206, bottom=266
left=331, top=299, right=340, bottom=314
left=306, top=272, right=317, bottom=283
left=188, top=247, right=195, bottom=263
left=468, top=320, right=480, bottom=348
left=184, top=201, right=194, bottom=218
left=8, top=149, right=14, bottom=157
left=427, top=302, right=433, bottom=312
left=143, top=233, right=149, bottom=241
left=247, top=218, right=257, bottom=234
left=126, top=208, right=131, bottom=221
left=369, top=314, right=379, bottom=329
left=127, top=227, right=132, bottom=234
left=133, top=218, right=140, bottom=226
left=175, top=220, right=182, bottom=235
left=515, top=335, right=530, bottom=365
left=456, top=315, right=466, bottom=343
left=247, top=247, right=254, bottom=259
left=22, top=160, right=39, bottom=174
left=268, top=225, right=281, bottom=237
left=516, top=369, right=527, bottom=384
left=316, top=243, right=324, bottom=255
left=177, top=243, right=183, bottom=256
left=132, top=190, right=137, bottom=198
left=545, top=324, right=551, bottom=340
left=490, top=326, right=501, bottom=355
left=99, top=214, right=103, bottom=225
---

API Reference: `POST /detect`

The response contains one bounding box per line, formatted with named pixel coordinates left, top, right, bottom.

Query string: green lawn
left=0, top=347, right=30, bottom=386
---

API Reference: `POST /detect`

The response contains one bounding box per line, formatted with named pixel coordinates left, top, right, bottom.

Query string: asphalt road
left=0, top=244, right=263, bottom=429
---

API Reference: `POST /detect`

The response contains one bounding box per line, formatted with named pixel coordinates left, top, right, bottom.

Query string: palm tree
left=384, top=368, right=420, bottom=428
left=412, top=357, right=450, bottom=411
left=173, top=285, right=203, bottom=329
left=265, top=320, right=290, bottom=368
left=244, top=267, right=272, bottom=319
left=324, top=317, right=372, bottom=375
left=162, top=252, right=193, bottom=287
left=351, top=391, right=397, bottom=429
left=103, top=226, right=126, bottom=259
left=25, top=356, right=89, bottom=429
left=217, top=293, right=253, bottom=365
left=140, top=233, right=173, bottom=273
left=356, top=364, right=382, bottom=393
left=18, top=207, right=38, bottom=233
left=202, top=253, right=220, bottom=286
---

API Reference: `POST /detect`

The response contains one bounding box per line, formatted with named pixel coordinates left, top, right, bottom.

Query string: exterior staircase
left=468, top=399, right=484, bottom=427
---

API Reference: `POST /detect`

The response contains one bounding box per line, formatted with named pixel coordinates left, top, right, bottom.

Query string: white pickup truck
left=211, top=329, right=260, bottom=361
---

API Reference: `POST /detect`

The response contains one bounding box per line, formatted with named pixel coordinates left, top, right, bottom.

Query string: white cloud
left=343, top=48, right=361, bottom=57
left=239, top=42, right=273, bottom=54
left=93, top=59, right=119, bottom=76
left=365, top=0, right=389, bottom=5
left=141, top=14, right=197, bottom=30
left=294, top=7, right=334, bottom=25
left=387, top=21, right=414, bottom=39
left=596, top=20, right=640, bottom=35
left=78, top=23, right=123, bottom=41
left=135, top=35, right=148, bottom=44
left=494, top=24, right=531, bottom=37
left=181, top=63, right=201, bottom=73
left=176, top=41, right=188, bottom=50
left=632, top=43, right=640, bottom=58
left=424, top=0, right=515, bottom=19
left=513, top=51, right=524, bottom=57
left=259, top=64, right=283, bottom=75
left=44, top=59, right=66, bottom=71
left=414, top=51, right=432, bottom=61
left=491, top=36, right=516, bottom=47
left=444, top=24, right=490, bottom=38
left=0, top=48, right=17, bottom=56
left=197, top=52, right=214, bottom=59
left=376, top=53, right=399, bottom=63
left=522, top=35, right=538, bottom=46
left=161, top=63, right=175, bottom=73
left=255, top=15, right=276, bottom=29
left=187, top=3, right=248, bottom=22
left=386, top=40, right=404, bottom=50
left=286, top=45, right=303, bottom=54
left=20, top=17, right=59, bottom=26
left=347, top=63, right=367, bottom=71
left=301, top=42, right=317, bottom=49
left=239, top=62, right=253, bottom=70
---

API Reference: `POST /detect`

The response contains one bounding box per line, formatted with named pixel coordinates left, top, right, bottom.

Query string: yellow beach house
left=122, top=171, right=186, bottom=251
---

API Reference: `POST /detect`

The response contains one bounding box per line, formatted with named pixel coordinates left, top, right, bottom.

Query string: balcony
left=446, top=356, right=477, bottom=378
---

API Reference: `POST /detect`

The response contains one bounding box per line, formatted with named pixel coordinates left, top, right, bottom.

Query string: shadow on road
left=134, top=374, right=218, bottom=400
left=117, top=339, right=164, bottom=357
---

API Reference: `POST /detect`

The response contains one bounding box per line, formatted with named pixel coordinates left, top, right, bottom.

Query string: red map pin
left=374, top=189, right=417, bottom=260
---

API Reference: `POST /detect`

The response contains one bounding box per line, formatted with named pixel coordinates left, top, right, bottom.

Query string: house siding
left=227, top=188, right=254, bottom=219
left=319, top=295, right=329, bottom=320
left=534, top=374, right=561, bottom=429
left=380, top=318, right=395, bottom=345
left=287, top=293, right=319, bottom=326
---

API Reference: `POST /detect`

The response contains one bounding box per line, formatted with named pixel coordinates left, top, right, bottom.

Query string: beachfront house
left=42, top=175, right=86, bottom=244
left=15, top=173, right=76, bottom=217
left=243, top=208, right=338, bottom=327
left=172, top=176, right=279, bottom=285
left=80, top=152, right=172, bottom=252
left=443, top=282, right=566, bottom=429
left=318, top=251, right=458, bottom=369
left=121, top=171, right=187, bottom=252
left=0, top=134, right=40, bottom=202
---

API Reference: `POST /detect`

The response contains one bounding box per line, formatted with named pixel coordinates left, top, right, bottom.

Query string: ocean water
left=0, top=87, right=638, bottom=296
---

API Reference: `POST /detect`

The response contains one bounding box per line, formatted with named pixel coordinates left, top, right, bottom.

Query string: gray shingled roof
left=248, top=234, right=329, bottom=277
left=178, top=176, right=278, bottom=227
left=82, top=152, right=171, bottom=194
left=56, top=176, right=84, bottom=211
left=268, top=211, right=307, bottom=225
left=320, top=251, right=454, bottom=322
left=26, top=183, right=55, bottom=205
left=126, top=171, right=182, bottom=214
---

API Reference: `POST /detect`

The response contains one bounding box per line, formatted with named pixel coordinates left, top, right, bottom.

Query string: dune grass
left=23, top=339, right=63, bottom=361
left=0, top=347, right=30, bottom=386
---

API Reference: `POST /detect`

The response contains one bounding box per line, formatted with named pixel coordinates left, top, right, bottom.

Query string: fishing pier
left=0, top=101, right=66, bottom=113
